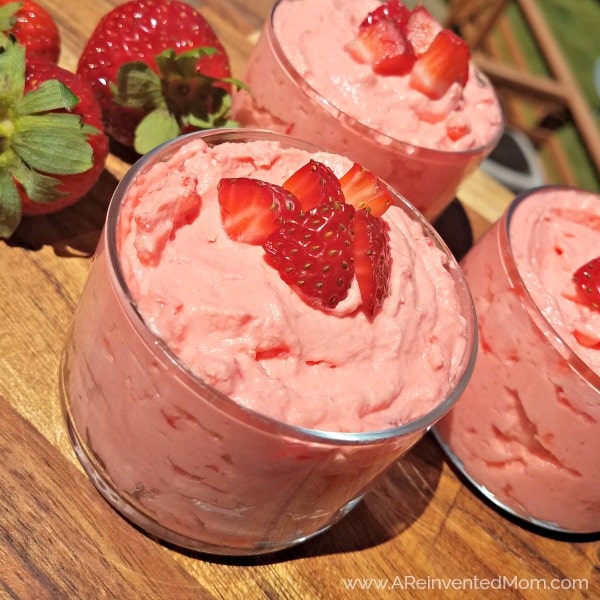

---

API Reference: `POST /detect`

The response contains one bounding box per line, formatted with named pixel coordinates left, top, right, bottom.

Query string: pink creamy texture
left=438, top=187, right=600, bottom=532
left=272, top=0, right=501, bottom=151
left=117, top=139, right=468, bottom=433
left=510, top=188, right=600, bottom=370
left=232, top=0, right=502, bottom=221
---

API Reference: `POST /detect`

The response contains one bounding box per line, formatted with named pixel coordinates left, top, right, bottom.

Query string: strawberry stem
left=112, top=47, right=247, bottom=155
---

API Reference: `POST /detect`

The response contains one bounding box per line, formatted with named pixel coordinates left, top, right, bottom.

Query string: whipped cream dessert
left=437, top=186, right=600, bottom=533
left=62, top=131, right=474, bottom=552
left=232, top=0, right=503, bottom=220
left=118, top=138, right=468, bottom=432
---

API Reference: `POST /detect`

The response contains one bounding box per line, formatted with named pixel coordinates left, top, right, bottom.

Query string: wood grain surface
left=0, top=1, right=598, bottom=599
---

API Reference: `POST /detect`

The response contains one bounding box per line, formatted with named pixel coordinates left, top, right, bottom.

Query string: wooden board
left=0, top=2, right=597, bottom=598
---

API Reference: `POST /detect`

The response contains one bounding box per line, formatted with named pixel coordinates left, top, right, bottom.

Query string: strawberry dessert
left=232, top=0, right=503, bottom=221
left=436, top=186, right=600, bottom=534
left=61, top=130, right=476, bottom=553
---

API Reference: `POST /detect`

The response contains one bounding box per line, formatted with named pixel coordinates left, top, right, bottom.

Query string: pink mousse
left=438, top=187, right=600, bottom=533
left=117, top=139, right=468, bottom=432
left=231, top=0, right=502, bottom=220
left=272, top=0, right=500, bottom=151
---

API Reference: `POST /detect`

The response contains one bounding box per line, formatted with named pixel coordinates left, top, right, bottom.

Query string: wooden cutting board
left=1, top=1, right=597, bottom=598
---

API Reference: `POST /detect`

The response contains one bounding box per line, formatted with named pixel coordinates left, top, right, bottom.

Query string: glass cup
left=435, top=186, right=600, bottom=534
left=232, top=0, right=503, bottom=222
left=60, top=129, right=477, bottom=555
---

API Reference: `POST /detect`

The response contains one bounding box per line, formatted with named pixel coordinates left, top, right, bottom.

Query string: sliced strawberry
left=409, top=29, right=470, bottom=100
left=283, top=159, right=344, bottom=211
left=368, top=0, right=411, bottom=27
left=353, top=210, right=392, bottom=316
left=573, top=256, right=600, bottom=311
left=345, top=3, right=415, bottom=76
left=218, top=178, right=300, bottom=244
left=263, top=200, right=356, bottom=310
left=406, top=5, right=442, bottom=55
left=339, top=163, right=393, bottom=217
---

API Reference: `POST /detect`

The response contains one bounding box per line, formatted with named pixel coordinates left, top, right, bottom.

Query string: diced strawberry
left=446, top=114, right=471, bottom=141
left=283, top=160, right=344, bottom=211
left=573, top=329, right=600, bottom=349
left=263, top=200, right=356, bottom=310
left=218, top=177, right=300, bottom=244
left=406, top=5, right=442, bottom=55
left=353, top=209, right=392, bottom=316
left=367, top=0, right=411, bottom=28
left=409, top=29, right=470, bottom=100
left=573, top=256, right=600, bottom=311
left=345, top=4, right=415, bottom=76
left=339, top=163, right=393, bottom=217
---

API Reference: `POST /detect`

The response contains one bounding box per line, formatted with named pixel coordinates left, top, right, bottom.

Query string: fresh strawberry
left=218, top=177, right=300, bottom=244
left=339, top=163, right=393, bottom=217
left=573, top=257, right=600, bottom=311
left=409, top=29, right=470, bottom=100
left=344, top=0, right=415, bottom=76
left=263, top=200, right=356, bottom=310
left=405, top=5, right=442, bottom=55
left=77, top=0, right=241, bottom=154
left=0, top=39, right=108, bottom=238
left=0, top=0, right=60, bottom=62
left=283, top=159, right=344, bottom=211
left=446, top=114, right=471, bottom=141
left=368, top=0, right=411, bottom=26
left=353, top=209, right=392, bottom=316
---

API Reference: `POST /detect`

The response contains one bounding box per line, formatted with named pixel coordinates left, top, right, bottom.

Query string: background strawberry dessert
left=436, top=186, right=600, bottom=534
left=232, top=0, right=503, bottom=222
left=61, top=129, right=476, bottom=553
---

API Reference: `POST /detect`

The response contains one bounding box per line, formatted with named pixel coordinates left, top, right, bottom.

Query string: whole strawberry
left=0, top=39, right=108, bottom=238
left=77, top=0, right=240, bottom=155
left=0, top=0, right=60, bottom=62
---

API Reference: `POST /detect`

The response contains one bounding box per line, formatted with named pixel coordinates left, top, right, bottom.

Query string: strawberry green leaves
left=0, top=38, right=102, bottom=237
left=111, top=47, right=244, bottom=155
left=0, top=170, right=21, bottom=238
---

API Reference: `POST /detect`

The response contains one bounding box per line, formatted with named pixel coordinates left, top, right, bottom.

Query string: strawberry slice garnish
left=573, top=257, right=600, bottom=311
left=340, top=163, right=393, bottom=217
left=405, top=5, right=442, bottom=55
left=218, top=178, right=300, bottom=244
left=409, top=29, right=470, bottom=100
left=263, top=200, right=356, bottom=310
left=344, top=0, right=415, bottom=76
left=353, top=209, right=392, bottom=316
left=370, top=0, right=411, bottom=24
left=283, top=159, right=344, bottom=211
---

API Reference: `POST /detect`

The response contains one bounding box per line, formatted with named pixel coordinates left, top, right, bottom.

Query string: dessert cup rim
left=264, top=0, right=505, bottom=159
left=104, top=128, right=478, bottom=445
left=500, top=184, right=600, bottom=391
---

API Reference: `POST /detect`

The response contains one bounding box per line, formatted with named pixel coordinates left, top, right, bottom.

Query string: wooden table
left=1, top=1, right=598, bottom=598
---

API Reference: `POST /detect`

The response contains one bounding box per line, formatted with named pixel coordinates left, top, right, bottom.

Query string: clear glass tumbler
left=232, top=0, right=503, bottom=222
left=61, top=129, right=477, bottom=555
left=435, top=186, right=600, bottom=534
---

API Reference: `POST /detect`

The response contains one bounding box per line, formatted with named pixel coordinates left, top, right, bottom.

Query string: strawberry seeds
left=217, top=161, right=394, bottom=316
left=344, top=0, right=471, bottom=102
